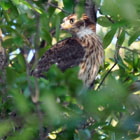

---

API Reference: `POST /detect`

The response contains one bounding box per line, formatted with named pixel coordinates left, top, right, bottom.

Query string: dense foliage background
left=0, top=0, right=140, bottom=140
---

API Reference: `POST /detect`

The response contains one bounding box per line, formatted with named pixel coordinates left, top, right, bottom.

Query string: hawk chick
left=32, top=14, right=104, bottom=87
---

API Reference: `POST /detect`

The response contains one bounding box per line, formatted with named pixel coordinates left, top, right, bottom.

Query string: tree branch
left=85, top=0, right=97, bottom=24
left=33, top=12, right=45, bottom=140
left=98, top=8, right=115, bottom=24
left=120, top=46, right=140, bottom=54
left=0, top=28, right=8, bottom=104
left=0, top=29, right=7, bottom=72
left=97, top=62, right=117, bottom=90
left=22, top=12, right=44, bottom=139
left=47, top=2, right=70, bottom=14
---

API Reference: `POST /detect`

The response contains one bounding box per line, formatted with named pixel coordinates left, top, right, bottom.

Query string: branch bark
left=0, top=29, right=8, bottom=118
left=32, top=12, right=45, bottom=140
left=21, top=11, right=44, bottom=139
left=85, top=0, right=97, bottom=24
left=0, top=29, right=7, bottom=90
left=0, top=29, right=7, bottom=73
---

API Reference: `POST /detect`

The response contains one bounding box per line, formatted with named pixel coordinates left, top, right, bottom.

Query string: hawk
left=32, top=14, right=104, bottom=87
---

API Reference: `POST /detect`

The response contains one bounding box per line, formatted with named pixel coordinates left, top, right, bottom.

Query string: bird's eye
left=70, top=18, right=74, bottom=24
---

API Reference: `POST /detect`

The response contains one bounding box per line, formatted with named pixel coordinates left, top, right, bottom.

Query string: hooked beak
left=60, top=23, right=64, bottom=30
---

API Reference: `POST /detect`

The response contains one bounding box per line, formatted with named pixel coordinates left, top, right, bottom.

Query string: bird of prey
left=32, top=14, right=104, bottom=87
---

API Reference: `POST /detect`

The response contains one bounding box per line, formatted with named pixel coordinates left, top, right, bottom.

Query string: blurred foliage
left=0, top=0, right=140, bottom=140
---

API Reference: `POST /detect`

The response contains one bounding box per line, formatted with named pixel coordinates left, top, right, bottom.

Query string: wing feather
left=32, top=37, right=85, bottom=77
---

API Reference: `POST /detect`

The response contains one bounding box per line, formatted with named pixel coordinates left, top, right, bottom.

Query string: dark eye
left=70, top=18, right=74, bottom=24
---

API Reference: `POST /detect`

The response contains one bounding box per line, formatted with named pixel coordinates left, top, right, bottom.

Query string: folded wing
left=32, top=37, right=85, bottom=77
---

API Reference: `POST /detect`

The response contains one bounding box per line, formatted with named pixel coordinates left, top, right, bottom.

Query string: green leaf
left=128, top=32, right=140, bottom=46
left=133, top=53, right=139, bottom=69
left=75, top=129, right=91, bottom=140
left=110, top=132, right=116, bottom=140
left=0, top=120, right=13, bottom=138
left=97, top=16, right=112, bottom=27
left=63, top=0, right=74, bottom=13
left=118, top=30, right=125, bottom=46
left=3, top=10, right=11, bottom=22
left=118, top=57, right=128, bottom=70
left=17, top=54, right=26, bottom=71
left=0, top=0, right=11, bottom=10
left=11, top=0, right=20, bottom=5
left=47, top=4, right=56, bottom=17
left=41, top=28, right=52, bottom=46
left=55, top=14, right=60, bottom=41
left=42, top=94, right=61, bottom=124
left=75, top=1, right=85, bottom=17
left=6, top=67, right=18, bottom=84
left=13, top=36, right=24, bottom=47
left=7, top=124, right=37, bottom=140
left=21, top=0, right=32, bottom=9
left=103, top=27, right=117, bottom=48
left=12, top=89, right=31, bottom=115
left=40, top=13, right=50, bottom=31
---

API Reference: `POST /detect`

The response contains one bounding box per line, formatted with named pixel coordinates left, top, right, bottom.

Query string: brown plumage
left=32, top=14, right=104, bottom=87
left=32, top=38, right=85, bottom=76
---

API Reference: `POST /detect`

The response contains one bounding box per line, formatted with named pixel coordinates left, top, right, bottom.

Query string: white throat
left=76, top=27, right=94, bottom=39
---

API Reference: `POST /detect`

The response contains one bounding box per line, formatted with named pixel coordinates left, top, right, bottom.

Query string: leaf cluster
left=0, top=0, right=140, bottom=140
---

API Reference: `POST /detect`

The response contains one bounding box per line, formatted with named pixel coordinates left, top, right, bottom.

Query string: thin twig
left=29, top=0, right=56, bottom=68
left=35, top=102, right=44, bottom=140
left=97, top=29, right=122, bottom=90
left=33, top=12, right=45, bottom=140
left=45, top=0, right=52, bottom=12
left=24, top=49, right=34, bottom=95
left=97, top=62, right=117, bottom=90
left=23, top=11, right=44, bottom=139
left=21, top=49, right=34, bottom=105
left=105, top=15, right=114, bottom=24
left=98, top=8, right=115, bottom=24
left=120, top=46, right=140, bottom=54
left=47, top=2, right=70, bottom=14
left=0, top=29, right=7, bottom=105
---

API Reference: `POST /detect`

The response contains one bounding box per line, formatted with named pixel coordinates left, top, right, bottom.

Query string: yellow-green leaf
left=97, top=16, right=112, bottom=27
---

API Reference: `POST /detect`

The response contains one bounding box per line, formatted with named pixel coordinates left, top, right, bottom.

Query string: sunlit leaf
left=21, top=0, right=32, bottom=9
left=48, top=133, right=57, bottom=139
left=0, top=0, right=11, bottom=10
left=97, top=16, right=112, bottom=27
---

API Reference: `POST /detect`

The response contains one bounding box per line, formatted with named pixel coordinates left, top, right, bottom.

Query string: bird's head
left=61, top=14, right=96, bottom=37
